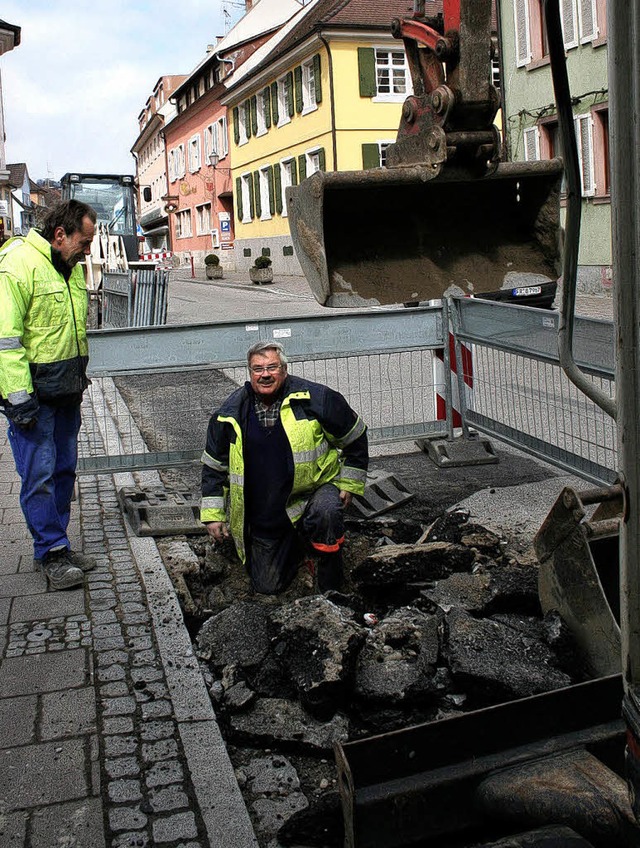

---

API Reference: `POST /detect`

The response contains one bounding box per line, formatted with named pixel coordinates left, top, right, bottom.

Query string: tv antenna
left=221, top=0, right=246, bottom=32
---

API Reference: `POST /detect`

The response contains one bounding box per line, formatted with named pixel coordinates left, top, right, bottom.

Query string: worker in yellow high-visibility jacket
left=201, top=341, right=369, bottom=594
left=0, top=200, right=97, bottom=590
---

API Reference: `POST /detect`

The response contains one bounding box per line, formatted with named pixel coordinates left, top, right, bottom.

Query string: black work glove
left=3, top=395, right=40, bottom=429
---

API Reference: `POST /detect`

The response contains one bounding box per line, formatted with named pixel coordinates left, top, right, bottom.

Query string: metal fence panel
left=87, top=306, right=443, bottom=374
left=79, top=308, right=445, bottom=473
left=101, top=269, right=169, bottom=330
left=452, top=298, right=617, bottom=484
left=102, top=272, right=132, bottom=329
left=79, top=299, right=619, bottom=483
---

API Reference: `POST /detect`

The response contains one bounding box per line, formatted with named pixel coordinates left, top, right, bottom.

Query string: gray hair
left=247, top=341, right=288, bottom=367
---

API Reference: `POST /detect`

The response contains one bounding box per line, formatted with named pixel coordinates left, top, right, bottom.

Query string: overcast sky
left=2, top=0, right=245, bottom=182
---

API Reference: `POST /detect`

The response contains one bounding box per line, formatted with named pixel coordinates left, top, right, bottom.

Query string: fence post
left=419, top=297, right=497, bottom=467
left=433, top=298, right=474, bottom=431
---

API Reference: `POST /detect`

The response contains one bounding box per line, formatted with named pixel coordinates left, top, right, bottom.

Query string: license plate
left=513, top=285, right=542, bottom=297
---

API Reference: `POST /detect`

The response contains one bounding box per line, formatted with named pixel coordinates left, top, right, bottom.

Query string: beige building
left=132, top=75, right=187, bottom=258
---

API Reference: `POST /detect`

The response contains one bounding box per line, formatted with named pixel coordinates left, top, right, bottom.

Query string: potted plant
left=249, top=255, right=273, bottom=285
left=204, top=253, right=223, bottom=280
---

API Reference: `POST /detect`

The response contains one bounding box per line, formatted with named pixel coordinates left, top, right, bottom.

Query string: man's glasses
left=250, top=364, right=283, bottom=374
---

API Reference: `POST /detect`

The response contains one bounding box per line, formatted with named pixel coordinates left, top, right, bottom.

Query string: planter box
left=249, top=267, right=274, bottom=285
left=206, top=265, right=224, bottom=280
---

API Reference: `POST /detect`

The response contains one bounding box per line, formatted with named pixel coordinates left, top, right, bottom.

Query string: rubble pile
left=162, top=510, right=583, bottom=848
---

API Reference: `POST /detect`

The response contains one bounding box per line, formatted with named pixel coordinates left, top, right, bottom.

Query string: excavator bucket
left=286, top=159, right=564, bottom=307
left=534, top=485, right=622, bottom=679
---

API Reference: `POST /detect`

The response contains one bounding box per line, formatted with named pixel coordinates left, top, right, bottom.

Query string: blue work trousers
left=248, top=483, right=345, bottom=594
left=7, top=403, right=81, bottom=560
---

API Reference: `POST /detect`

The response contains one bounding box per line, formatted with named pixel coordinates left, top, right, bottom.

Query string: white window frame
left=175, top=208, right=192, bottom=238
left=204, top=123, right=217, bottom=160
left=523, top=126, right=541, bottom=161
left=372, top=47, right=412, bottom=102
left=277, top=76, right=291, bottom=128
left=280, top=159, right=294, bottom=217
left=188, top=134, right=201, bottom=173
left=176, top=144, right=186, bottom=179
left=578, top=0, right=598, bottom=43
left=301, top=60, right=317, bottom=114
left=240, top=173, right=252, bottom=223
left=195, top=202, right=212, bottom=235
left=514, top=0, right=532, bottom=66
left=168, top=149, right=177, bottom=182
left=378, top=140, right=395, bottom=168
left=561, top=0, right=578, bottom=48
left=218, top=116, right=228, bottom=158
left=256, top=90, right=268, bottom=136
left=259, top=167, right=272, bottom=221
left=575, top=113, right=595, bottom=196
left=306, top=148, right=322, bottom=176
left=238, top=102, right=248, bottom=145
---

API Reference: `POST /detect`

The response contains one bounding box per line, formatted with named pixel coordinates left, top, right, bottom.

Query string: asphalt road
left=165, top=270, right=330, bottom=324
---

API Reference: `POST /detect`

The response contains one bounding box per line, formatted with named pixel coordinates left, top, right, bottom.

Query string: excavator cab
left=286, top=0, right=564, bottom=306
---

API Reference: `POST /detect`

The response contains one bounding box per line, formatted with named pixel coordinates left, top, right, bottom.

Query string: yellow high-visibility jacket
left=0, top=229, right=89, bottom=406
left=201, top=377, right=369, bottom=563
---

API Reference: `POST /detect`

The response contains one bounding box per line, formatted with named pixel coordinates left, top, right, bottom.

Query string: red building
left=162, top=0, right=303, bottom=270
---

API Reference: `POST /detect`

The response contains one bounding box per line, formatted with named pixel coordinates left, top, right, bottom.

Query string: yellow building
left=222, top=0, right=440, bottom=273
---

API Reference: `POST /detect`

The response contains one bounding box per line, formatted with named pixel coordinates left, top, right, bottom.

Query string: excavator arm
left=286, top=0, right=563, bottom=306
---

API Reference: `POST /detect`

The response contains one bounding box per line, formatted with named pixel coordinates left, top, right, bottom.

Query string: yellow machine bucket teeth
left=286, top=159, right=564, bottom=307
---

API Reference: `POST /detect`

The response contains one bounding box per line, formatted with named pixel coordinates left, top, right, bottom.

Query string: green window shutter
left=362, top=143, right=380, bottom=169
left=236, top=177, right=243, bottom=221
left=253, top=171, right=261, bottom=218
left=244, top=101, right=252, bottom=139
left=358, top=47, right=377, bottom=97
left=294, top=66, right=303, bottom=114
left=291, top=158, right=298, bottom=186
left=248, top=174, right=255, bottom=219
left=313, top=54, right=322, bottom=104
left=270, top=82, right=279, bottom=125
left=250, top=96, right=258, bottom=136
left=233, top=107, right=240, bottom=144
left=267, top=165, right=275, bottom=215
left=298, top=154, right=307, bottom=181
left=318, top=148, right=326, bottom=172
left=264, top=88, right=272, bottom=129
left=274, top=165, right=283, bottom=214
left=286, top=72, right=294, bottom=117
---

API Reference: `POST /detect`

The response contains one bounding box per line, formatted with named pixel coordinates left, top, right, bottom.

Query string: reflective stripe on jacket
left=200, top=376, right=368, bottom=564
left=0, top=229, right=89, bottom=402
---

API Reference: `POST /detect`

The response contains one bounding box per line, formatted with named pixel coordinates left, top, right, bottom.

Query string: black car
left=472, top=279, right=558, bottom=310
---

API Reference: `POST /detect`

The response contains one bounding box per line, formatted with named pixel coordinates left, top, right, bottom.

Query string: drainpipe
left=319, top=34, right=338, bottom=171
left=609, top=0, right=640, bottom=689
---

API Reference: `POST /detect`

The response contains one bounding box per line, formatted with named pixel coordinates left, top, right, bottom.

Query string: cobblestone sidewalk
left=0, top=410, right=257, bottom=847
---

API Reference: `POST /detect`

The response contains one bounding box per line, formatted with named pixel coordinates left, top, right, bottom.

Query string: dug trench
left=157, top=509, right=589, bottom=848
left=113, top=371, right=594, bottom=847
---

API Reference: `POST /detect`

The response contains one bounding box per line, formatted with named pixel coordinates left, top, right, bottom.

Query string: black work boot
left=317, top=550, right=343, bottom=593
left=65, top=550, right=97, bottom=572
left=34, top=550, right=96, bottom=573
left=38, top=548, right=84, bottom=591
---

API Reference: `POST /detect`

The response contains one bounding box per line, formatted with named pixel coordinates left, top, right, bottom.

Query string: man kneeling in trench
left=200, top=341, right=369, bottom=594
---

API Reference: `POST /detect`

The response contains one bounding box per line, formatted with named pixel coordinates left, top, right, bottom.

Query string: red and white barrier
left=433, top=332, right=473, bottom=428
left=140, top=251, right=173, bottom=262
